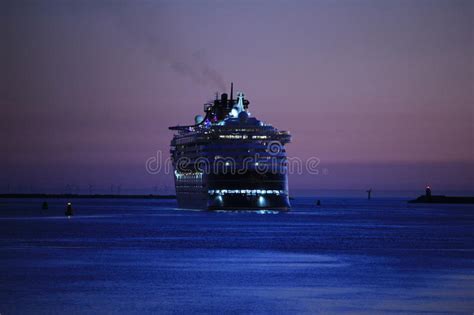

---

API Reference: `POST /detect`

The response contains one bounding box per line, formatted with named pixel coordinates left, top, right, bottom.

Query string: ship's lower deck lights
left=258, top=196, right=267, bottom=207
left=208, top=189, right=285, bottom=196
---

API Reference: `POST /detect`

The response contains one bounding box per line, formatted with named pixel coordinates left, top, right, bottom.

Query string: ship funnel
left=221, top=93, right=228, bottom=108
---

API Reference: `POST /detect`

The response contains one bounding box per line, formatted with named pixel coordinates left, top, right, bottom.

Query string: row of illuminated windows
left=218, top=135, right=269, bottom=140
left=174, top=170, right=203, bottom=179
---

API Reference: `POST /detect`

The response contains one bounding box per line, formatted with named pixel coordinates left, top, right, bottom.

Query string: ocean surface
left=0, top=197, right=473, bottom=314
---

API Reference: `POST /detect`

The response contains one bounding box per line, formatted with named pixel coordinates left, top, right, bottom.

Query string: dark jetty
left=409, top=186, right=474, bottom=204
left=0, top=194, right=176, bottom=199
left=409, top=195, right=474, bottom=204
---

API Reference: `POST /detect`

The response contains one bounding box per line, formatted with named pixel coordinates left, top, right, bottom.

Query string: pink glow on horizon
left=1, top=0, right=472, bottom=193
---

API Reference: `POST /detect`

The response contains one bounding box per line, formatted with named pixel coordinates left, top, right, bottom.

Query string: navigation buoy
left=65, top=202, right=73, bottom=217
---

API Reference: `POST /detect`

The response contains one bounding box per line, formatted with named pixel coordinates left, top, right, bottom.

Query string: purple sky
left=1, top=0, right=473, bottom=195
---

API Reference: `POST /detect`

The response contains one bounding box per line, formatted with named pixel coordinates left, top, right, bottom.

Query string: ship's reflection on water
left=0, top=197, right=473, bottom=313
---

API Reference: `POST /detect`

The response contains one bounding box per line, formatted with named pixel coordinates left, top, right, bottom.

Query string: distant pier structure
left=409, top=185, right=474, bottom=204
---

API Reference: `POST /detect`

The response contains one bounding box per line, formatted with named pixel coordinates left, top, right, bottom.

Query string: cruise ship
left=169, top=84, right=291, bottom=211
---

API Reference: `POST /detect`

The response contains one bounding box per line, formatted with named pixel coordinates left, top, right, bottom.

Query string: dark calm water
left=0, top=197, right=473, bottom=314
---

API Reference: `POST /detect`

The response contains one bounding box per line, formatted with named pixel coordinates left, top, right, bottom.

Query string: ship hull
left=174, top=171, right=291, bottom=211
left=207, top=194, right=290, bottom=211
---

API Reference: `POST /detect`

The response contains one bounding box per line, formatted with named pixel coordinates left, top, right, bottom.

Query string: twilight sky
left=1, top=0, right=473, bottom=194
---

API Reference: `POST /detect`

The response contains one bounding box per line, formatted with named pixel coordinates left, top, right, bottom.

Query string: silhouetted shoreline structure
left=425, top=185, right=432, bottom=201
left=41, top=201, right=48, bottom=210
left=409, top=186, right=474, bottom=204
